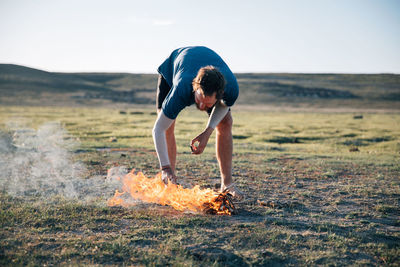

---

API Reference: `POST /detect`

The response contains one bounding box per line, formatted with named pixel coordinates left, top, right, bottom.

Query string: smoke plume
left=0, top=121, right=121, bottom=204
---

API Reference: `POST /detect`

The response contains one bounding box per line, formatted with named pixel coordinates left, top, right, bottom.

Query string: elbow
left=152, top=124, right=158, bottom=139
left=152, top=111, right=174, bottom=140
left=152, top=122, right=165, bottom=140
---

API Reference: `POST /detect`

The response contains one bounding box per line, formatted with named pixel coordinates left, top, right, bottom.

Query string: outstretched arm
left=152, top=111, right=176, bottom=183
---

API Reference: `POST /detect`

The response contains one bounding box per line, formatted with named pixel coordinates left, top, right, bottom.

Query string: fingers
left=161, top=170, right=177, bottom=185
left=170, top=175, right=177, bottom=185
left=190, top=139, right=203, bottom=154
left=162, top=174, right=177, bottom=185
left=190, top=136, right=199, bottom=146
left=191, top=136, right=205, bottom=154
left=191, top=144, right=204, bottom=154
left=190, top=137, right=200, bottom=154
left=191, top=130, right=210, bottom=154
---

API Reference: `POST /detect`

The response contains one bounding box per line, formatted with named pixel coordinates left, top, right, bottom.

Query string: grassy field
left=0, top=105, right=399, bottom=266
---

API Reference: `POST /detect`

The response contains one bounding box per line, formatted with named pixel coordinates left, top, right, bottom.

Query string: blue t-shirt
left=157, top=46, right=239, bottom=120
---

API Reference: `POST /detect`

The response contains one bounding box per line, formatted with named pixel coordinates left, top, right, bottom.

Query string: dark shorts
left=156, top=74, right=171, bottom=110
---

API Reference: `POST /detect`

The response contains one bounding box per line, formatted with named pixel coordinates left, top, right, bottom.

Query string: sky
left=0, top=0, right=399, bottom=74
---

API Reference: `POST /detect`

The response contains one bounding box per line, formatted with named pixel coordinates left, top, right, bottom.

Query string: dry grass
left=0, top=105, right=399, bottom=266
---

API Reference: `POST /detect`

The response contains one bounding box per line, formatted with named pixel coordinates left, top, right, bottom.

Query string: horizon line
left=1, top=62, right=399, bottom=75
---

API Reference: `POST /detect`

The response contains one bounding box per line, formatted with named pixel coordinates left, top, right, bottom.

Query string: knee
left=216, top=112, right=233, bottom=134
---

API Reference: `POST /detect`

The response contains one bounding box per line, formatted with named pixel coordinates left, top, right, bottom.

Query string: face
left=194, top=89, right=217, bottom=111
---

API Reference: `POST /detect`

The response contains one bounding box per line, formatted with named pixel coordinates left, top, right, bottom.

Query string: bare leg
left=216, top=111, right=233, bottom=189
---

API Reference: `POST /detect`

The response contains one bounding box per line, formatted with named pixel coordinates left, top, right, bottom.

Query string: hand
left=190, top=127, right=213, bottom=155
left=161, top=166, right=177, bottom=185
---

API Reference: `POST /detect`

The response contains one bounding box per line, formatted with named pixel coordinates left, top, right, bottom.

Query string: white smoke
left=0, top=121, right=121, bottom=204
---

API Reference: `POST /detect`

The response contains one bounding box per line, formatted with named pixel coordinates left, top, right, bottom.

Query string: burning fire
left=108, top=169, right=237, bottom=215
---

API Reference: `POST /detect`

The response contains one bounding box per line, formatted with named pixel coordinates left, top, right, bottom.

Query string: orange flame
left=107, top=169, right=234, bottom=215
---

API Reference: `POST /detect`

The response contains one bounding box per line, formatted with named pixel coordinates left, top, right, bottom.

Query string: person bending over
left=152, top=46, right=242, bottom=198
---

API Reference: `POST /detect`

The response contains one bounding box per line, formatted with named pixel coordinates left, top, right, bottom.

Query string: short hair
left=192, top=66, right=226, bottom=100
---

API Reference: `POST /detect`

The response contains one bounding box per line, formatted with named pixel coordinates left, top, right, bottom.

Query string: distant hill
left=0, top=64, right=157, bottom=105
left=0, top=64, right=399, bottom=109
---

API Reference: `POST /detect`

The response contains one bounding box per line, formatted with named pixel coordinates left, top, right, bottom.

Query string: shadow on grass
left=263, top=136, right=328, bottom=144
left=233, top=135, right=251, bottom=140
left=185, top=245, right=248, bottom=266
left=342, top=136, right=392, bottom=146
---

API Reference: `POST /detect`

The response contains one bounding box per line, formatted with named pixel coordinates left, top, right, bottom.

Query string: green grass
left=1, top=105, right=399, bottom=266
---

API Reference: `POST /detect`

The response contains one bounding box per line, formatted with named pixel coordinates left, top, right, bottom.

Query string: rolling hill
left=0, top=64, right=399, bottom=109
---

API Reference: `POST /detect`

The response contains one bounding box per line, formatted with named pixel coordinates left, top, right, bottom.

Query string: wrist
left=204, top=127, right=214, bottom=135
left=161, top=165, right=171, bottom=171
